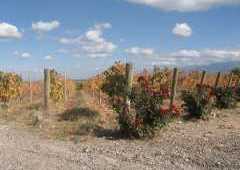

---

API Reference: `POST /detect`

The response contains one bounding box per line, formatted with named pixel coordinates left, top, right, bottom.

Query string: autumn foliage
left=49, top=70, right=76, bottom=102
left=100, top=62, right=183, bottom=138
left=0, top=72, right=22, bottom=104
left=182, top=85, right=215, bottom=119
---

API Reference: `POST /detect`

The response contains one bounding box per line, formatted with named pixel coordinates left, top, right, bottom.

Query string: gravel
left=0, top=109, right=240, bottom=170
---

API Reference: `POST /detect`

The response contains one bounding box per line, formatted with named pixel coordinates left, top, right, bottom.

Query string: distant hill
left=185, top=61, right=240, bottom=73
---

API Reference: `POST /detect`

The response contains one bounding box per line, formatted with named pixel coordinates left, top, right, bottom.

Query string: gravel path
left=0, top=109, right=240, bottom=170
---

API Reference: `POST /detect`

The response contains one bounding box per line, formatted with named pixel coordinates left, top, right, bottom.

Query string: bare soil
left=0, top=107, right=240, bottom=170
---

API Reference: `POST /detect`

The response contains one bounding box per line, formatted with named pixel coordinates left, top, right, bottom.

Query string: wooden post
left=200, top=70, right=206, bottom=87
left=227, top=73, right=233, bottom=88
left=44, top=69, right=50, bottom=110
left=92, top=90, right=95, bottom=97
left=236, top=77, right=240, bottom=87
left=169, top=68, right=178, bottom=112
left=153, top=65, right=160, bottom=74
left=98, top=89, right=102, bottom=105
left=64, top=72, right=67, bottom=102
left=29, top=72, right=33, bottom=104
left=153, top=65, right=160, bottom=77
left=152, top=65, right=160, bottom=85
left=98, top=74, right=102, bottom=105
left=125, top=63, right=133, bottom=110
left=214, top=72, right=221, bottom=89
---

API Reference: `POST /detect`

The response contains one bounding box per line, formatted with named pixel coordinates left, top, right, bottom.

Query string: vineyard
left=0, top=63, right=240, bottom=139
left=81, top=62, right=240, bottom=138
left=2, top=1, right=240, bottom=169
left=0, top=62, right=240, bottom=169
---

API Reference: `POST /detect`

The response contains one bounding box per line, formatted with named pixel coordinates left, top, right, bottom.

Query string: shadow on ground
left=58, top=106, right=127, bottom=140
left=59, top=107, right=100, bottom=121
left=93, top=127, right=122, bottom=140
left=93, top=126, right=141, bottom=140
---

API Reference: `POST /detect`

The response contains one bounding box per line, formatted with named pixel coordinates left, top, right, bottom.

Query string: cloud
left=125, top=0, right=240, bottom=12
left=125, top=47, right=240, bottom=66
left=171, top=49, right=200, bottom=58
left=125, top=47, right=155, bottom=57
left=32, top=20, right=60, bottom=33
left=21, top=53, right=31, bottom=59
left=0, top=22, right=22, bottom=39
left=44, top=55, right=54, bottom=60
left=14, top=51, right=32, bottom=59
left=59, top=23, right=117, bottom=58
left=172, top=23, right=192, bottom=37
left=169, top=49, right=240, bottom=66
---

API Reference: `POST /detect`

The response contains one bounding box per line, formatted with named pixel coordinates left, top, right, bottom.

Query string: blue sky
left=1, top=0, right=240, bottom=79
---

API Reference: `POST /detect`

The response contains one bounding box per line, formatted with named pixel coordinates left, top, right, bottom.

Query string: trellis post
left=227, top=73, right=233, bottom=88
left=98, top=74, right=102, bottom=105
left=64, top=72, right=67, bottom=102
left=29, top=72, right=33, bottom=104
left=200, top=70, right=206, bottom=87
left=44, top=69, right=50, bottom=111
left=169, top=68, right=178, bottom=112
left=125, top=63, right=133, bottom=111
left=214, top=72, right=221, bottom=89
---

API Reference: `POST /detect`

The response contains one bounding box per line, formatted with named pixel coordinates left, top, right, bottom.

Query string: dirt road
left=0, top=109, right=240, bottom=170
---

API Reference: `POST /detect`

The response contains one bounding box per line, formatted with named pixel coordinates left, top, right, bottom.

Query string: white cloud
left=14, top=51, right=32, bottom=59
left=0, top=22, right=22, bottom=39
left=172, top=23, right=192, bottom=37
left=125, top=0, right=240, bottom=12
left=125, top=47, right=155, bottom=57
left=21, top=53, right=31, bottom=59
left=125, top=46, right=240, bottom=66
left=59, top=37, right=76, bottom=44
left=169, top=49, right=240, bottom=66
left=171, top=49, right=200, bottom=57
left=59, top=23, right=117, bottom=58
left=44, top=55, right=54, bottom=60
left=32, top=20, right=60, bottom=33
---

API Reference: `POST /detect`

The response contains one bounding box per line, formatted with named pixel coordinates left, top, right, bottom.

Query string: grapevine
left=0, top=71, right=22, bottom=104
left=49, top=70, right=75, bottom=103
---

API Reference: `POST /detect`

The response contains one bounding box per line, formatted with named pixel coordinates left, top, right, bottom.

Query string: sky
left=1, top=0, right=240, bottom=79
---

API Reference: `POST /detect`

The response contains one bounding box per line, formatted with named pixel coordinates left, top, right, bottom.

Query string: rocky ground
left=0, top=108, right=240, bottom=170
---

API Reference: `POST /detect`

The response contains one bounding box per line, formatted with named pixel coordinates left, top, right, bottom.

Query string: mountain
left=185, top=61, right=240, bottom=73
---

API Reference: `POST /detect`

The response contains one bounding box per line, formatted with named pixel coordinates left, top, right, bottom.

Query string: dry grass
left=0, top=91, right=117, bottom=141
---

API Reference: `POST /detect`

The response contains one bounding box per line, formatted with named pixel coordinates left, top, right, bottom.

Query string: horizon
left=3, top=61, right=237, bottom=81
